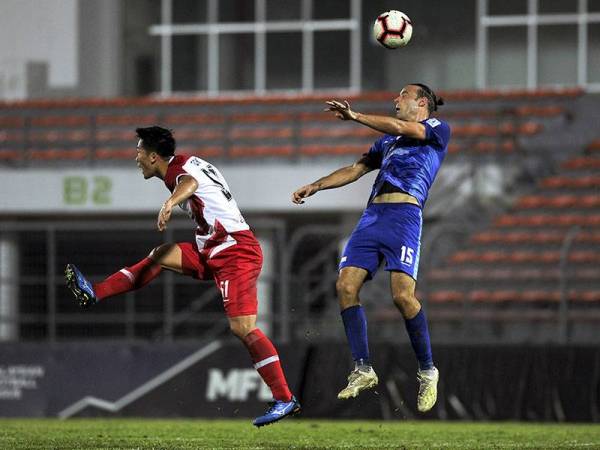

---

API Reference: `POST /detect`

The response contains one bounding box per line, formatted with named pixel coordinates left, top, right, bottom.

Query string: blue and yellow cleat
left=65, top=264, right=98, bottom=308
left=253, top=396, right=301, bottom=427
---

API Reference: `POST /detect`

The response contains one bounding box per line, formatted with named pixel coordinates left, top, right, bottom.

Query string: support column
left=0, top=233, right=19, bottom=341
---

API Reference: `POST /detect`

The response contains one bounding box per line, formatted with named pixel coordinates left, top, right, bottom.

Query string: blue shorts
left=340, top=203, right=423, bottom=280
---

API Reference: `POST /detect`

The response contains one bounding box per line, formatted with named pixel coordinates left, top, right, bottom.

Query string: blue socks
left=341, top=304, right=433, bottom=371
left=341, top=305, right=370, bottom=366
left=404, top=309, right=433, bottom=370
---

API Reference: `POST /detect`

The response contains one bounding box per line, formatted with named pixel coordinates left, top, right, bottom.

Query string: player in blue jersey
left=292, top=83, right=449, bottom=412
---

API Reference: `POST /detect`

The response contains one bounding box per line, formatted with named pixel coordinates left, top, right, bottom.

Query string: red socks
left=243, top=328, right=293, bottom=402
left=94, top=257, right=162, bottom=301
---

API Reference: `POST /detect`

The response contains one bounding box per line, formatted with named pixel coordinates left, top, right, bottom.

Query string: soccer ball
left=373, top=10, right=413, bottom=49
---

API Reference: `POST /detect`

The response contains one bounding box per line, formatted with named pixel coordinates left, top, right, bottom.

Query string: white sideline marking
left=57, top=340, right=223, bottom=419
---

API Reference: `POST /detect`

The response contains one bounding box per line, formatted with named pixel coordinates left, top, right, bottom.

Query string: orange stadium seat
left=576, top=291, right=600, bottom=302
left=298, top=111, right=332, bottom=121
left=179, top=146, right=223, bottom=158
left=95, top=147, right=133, bottom=160
left=451, top=124, right=498, bottom=137
left=229, top=145, right=293, bottom=158
left=470, top=140, right=516, bottom=154
left=230, top=127, right=292, bottom=140
left=96, top=129, right=133, bottom=142
left=513, top=105, right=566, bottom=117
left=0, top=150, right=21, bottom=160
left=164, top=113, right=225, bottom=125
left=299, top=127, right=376, bottom=139
left=471, top=230, right=600, bottom=245
left=586, top=139, right=600, bottom=153
left=446, top=143, right=463, bottom=154
left=515, top=194, right=600, bottom=209
left=427, top=267, right=587, bottom=281
left=519, top=121, right=544, bottom=135
left=468, top=289, right=522, bottom=303
left=96, top=114, right=158, bottom=126
left=443, top=87, right=583, bottom=101
left=562, top=156, right=600, bottom=170
left=0, top=116, right=25, bottom=127
left=29, top=129, right=90, bottom=143
left=428, top=290, right=463, bottom=303
left=540, top=176, right=600, bottom=189
left=449, top=249, right=600, bottom=265
left=30, top=115, right=89, bottom=127
left=494, top=213, right=600, bottom=227
left=175, top=128, right=225, bottom=140
left=429, top=289, right=600, bottom=304
left=0, top=130, right=24, bottom=144
left=438, top=109, right=500, bottom=119
left=231, top=112, right=293, bottom=123
left=300, top=144, right=366, bottom=156
left=30, top=148, right=88, bottom=160
left=95, top=145, right=223, bottom=159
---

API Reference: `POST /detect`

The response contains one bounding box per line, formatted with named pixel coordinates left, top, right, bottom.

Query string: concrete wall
left=0, top=0, right=78, bottom=99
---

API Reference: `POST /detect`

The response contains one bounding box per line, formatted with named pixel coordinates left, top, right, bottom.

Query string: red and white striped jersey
left=164, top=155, right=250, bottom=252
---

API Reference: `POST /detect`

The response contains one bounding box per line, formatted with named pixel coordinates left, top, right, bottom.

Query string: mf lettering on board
left=206, top=369, right=271, bottom=401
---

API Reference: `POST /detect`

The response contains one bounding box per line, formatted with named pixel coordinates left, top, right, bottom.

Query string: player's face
left=135, top=140, right=157, bottom=179
left=394, top=85, right=423, bottom=120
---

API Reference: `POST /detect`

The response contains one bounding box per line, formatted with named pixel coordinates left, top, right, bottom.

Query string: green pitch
left=0, top=419, right=598, bottom=449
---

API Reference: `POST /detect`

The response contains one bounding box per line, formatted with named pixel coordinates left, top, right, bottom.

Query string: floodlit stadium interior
left=1, top=0, right=599, bottom=432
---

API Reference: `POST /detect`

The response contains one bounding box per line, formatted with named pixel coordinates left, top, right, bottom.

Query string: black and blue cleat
left=65, top=264, right=98, bottom=308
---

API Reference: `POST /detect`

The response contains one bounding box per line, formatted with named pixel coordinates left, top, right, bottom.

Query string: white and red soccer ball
left=373, top=10, right=413, bottom=49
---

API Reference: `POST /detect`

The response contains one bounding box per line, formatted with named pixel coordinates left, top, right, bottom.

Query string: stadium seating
left=0, top=87, right=581, bottom=164
left=423, top=151, right=600, bottom=312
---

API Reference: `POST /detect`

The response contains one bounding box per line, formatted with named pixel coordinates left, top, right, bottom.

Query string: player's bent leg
left=390, top=271, right=438, bottom=412
left=229, top=315, right=300, bottom=427
left=67, top=244, right=183, bottom=308
left=89, top=244, right=172, bottom=302
left=148, top=243, right=185, bottom=273
left=335, top=267, right=379, bottom=399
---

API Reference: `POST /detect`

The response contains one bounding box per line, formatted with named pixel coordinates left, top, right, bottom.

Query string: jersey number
left=400, top=246, right=414, bottom=265
left=219, top=280, right=230, bottom=302
left=202, top=166, right=232, bottom=201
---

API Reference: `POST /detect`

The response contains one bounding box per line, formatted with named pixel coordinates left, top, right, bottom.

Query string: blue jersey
left=365, top=117, right=451, bottom=207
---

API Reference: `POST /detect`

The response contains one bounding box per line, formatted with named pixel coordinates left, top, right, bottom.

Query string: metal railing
left=0, top=217, right=287, bottom=343
left=559, top=225, right=582, bottom=344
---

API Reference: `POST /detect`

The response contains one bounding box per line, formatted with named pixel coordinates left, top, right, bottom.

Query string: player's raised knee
left=149, top=243, right=172, bottom=260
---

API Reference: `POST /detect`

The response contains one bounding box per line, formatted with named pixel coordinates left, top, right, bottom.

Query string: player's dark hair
left=412, top=83, right=444, bottom=114
left=136, top=126, right=176, bottom=158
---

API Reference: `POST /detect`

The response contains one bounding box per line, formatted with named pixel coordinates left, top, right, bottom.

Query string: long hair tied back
left=413, top=83, right=444, bottom=112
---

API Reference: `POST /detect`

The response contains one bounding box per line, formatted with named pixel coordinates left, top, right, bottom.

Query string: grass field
left=1, top=419, right=599, bottom=449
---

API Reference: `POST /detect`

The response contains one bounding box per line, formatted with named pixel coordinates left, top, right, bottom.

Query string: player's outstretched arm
left=157, top=175, right=199, bottom=231
left=325, top=100, right=426, bottom=139
left=292, top=158, right=372, bottom=204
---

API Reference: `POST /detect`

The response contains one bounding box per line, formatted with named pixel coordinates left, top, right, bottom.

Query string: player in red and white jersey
left=65, top=126, right=300, bottom=426
left=163, top=152, right=249, bottom=256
